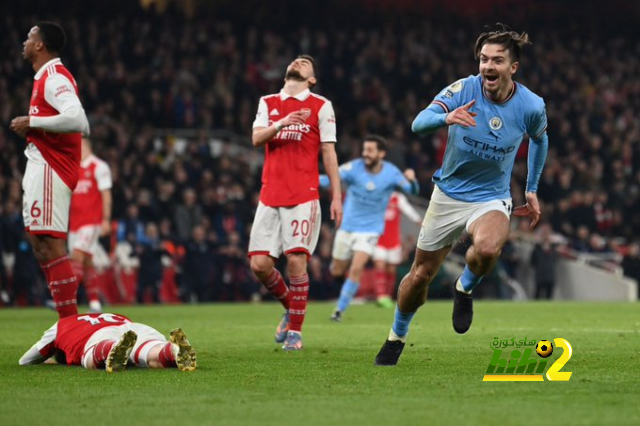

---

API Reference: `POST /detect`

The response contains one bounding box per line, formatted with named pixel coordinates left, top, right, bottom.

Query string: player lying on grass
left=19, top=313, right=197, bottom=372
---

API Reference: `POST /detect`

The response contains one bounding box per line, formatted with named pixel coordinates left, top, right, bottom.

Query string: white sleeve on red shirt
left=252, top=97, right=269, bottom=129
left=95, top=160, right=113, bottom=191
left=318, top=101, right=337, bottom=143
left=29, top=73, right=90, bottom=137
left=397, top=193, right=422, bottom=223
left=19, top=322, right=58, bottom=365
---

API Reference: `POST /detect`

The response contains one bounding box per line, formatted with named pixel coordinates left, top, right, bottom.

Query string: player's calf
left=106, top=330, right=137, bottom=373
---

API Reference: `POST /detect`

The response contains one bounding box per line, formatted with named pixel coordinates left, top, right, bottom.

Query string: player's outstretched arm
left=321, top=143, right=343, bottom=228
left=19, top=324, right=57, bottom=365
left=397, top=192, right=422, bottom=224
left=19, top=343, right=49, bottom=365
left=396, top=168, right=420, bottom=195
left=101, top=188, right=113, bottom=236
left=514, top=131, right=548, bottom=229
left=412, top=101, right=477, bottom=134
left=252, top=110, right=307, bottom=147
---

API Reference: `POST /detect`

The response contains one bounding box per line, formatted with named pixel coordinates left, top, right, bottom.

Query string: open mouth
left=484, top=75, right=498, bottom=83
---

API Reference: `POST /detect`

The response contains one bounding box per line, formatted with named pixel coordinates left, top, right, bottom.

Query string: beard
left=285, top=69, right=307, bottom=82
left=363, top=157, right=379, bottom=169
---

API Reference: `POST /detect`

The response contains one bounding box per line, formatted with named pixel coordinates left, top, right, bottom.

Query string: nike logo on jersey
left=270, top=109, right=280, bottom=116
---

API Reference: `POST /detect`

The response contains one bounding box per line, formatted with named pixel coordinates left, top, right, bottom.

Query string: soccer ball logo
left=536, top=340, right=553, bottom=358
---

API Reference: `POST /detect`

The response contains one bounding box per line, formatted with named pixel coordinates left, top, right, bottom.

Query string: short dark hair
left=35, top=22, right=67, bottom=54
left=363, top=134, right=387, bottom=152
left=297, top=54, right=316, bottom=77
left=474, top=23, right=531, bottom=63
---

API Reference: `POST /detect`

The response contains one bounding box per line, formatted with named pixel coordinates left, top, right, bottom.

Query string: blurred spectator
left=182, top=225, right=214, bottom=302
left=174, top=187, right=203, bottom=242
left=216, top=231, right=257, bottom=301
left=571, top=226, right=591, bottom=253
left=622, top=244, right=640, bottom=299
left=2, top=202, right=46, bottom=305
left=531, top=224, right=559, bottom=300
left=136, top=222, right=167, bottom=304
left=117, top=205, right=146, bottom=242
left=499, top=236, right=520, bottom=280
left=115, top=231, right=140, bottom=274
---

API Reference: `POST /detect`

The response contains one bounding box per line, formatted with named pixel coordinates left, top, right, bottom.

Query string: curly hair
left=474, top=23, right=531, bottom=62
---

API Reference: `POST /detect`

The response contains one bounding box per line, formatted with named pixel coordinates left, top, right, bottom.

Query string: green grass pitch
left=1, top=301, right=639, bottom=425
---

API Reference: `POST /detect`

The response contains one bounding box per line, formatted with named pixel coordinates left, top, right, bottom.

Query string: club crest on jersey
left=366, top=181, right=376, bottom=191
left=449, top=80, right=464, bottom=93
left=489, top=117, right=503, bottom=131
left=340, top=162, right=354, bottom=172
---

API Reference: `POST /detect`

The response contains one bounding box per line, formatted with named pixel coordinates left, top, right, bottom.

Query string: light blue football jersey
left=428, top=74, right=547, bottom=202
left=320, top=159, right=417, bottom=234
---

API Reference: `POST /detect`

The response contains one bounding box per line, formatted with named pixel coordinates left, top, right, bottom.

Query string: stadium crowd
left=1, top=2, right=639, bottom=304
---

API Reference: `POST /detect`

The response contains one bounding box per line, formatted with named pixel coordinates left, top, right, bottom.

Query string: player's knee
left=286, top=254, right=307, bottom=276
left=329, top=265, right=342, bottom=278
left=411, top=265, right=435, bottom=288
left=31, top=245, right=51, bottom=263
left=329, top=261, right=346, bottom=278
left=249, top=256, right=272, bottom=277
left=474, top=241, right=502, bottom=260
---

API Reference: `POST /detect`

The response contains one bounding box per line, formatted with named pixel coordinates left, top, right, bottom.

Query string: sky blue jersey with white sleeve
left=413, top=74, right=548, bottom=202
left=320, top=159, right=419, bottom=234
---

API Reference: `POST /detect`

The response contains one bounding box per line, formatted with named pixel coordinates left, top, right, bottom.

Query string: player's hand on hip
left=330, top=198, right=343, bottom=229
left=279, top=110, right=307, bottom=128
left=403, top=168, right=416, bottom=181
left=513, top=192, right=541, bottom=229
left=445, top=100, right=478, bottom=128
left=10, top=116, right=30, bottom=137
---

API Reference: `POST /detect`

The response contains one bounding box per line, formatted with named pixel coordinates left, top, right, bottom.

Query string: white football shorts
left=331, top=229, right=379, bottom=261
left=417, top=185, right=512, bottom=252
left=22, top=159, right=72, bottom=238
left=68, top=225, right=101, bottom=256
left=248, top=199, right=321, bottom=258
left=372, top=245, right=403, bottom=264
left=82, top=322, right=167, bottom=369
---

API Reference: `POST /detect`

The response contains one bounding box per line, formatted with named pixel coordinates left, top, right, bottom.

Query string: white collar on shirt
left=80, top=154, right=96, bottom=168
left=279, top=89, right=311, bottom=101
left=34, top=57, right=62, bottom=81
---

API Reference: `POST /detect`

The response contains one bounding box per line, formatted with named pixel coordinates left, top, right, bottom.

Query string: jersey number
left=30, top=201, right=42, bottom=218
left=77, top=313, right=127, bottom=326
left=291, top=220, right=310, bottom=237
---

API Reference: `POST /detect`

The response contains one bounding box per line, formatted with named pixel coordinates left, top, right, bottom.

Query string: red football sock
left=92, top=340, right=116, bottom=367
left=288, top=274, right=309, bottom=332
left=261, top=269, right=291, bottom=310
left=158, top=342, right=176, bottom=368
left=71, top=259, right=84, bottom=285
left=374, top=269, right=388, bottom=299
left=84, top=265, right=100, bottom=303
left=41, top=255, right=78, bottom=318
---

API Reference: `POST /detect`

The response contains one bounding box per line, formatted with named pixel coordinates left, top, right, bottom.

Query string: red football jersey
left=26, top=58, right=82, bottom=190
left=70, top=155, right=112, bottom=230
left=253, top=89, right=337, bottom=207
left=377, top=193, right=422, bottom=249
left=35, top=313, right=131, bottom=366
